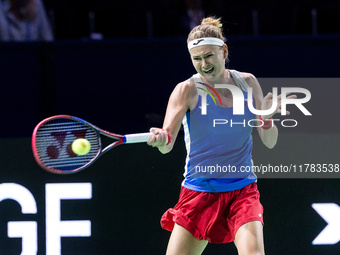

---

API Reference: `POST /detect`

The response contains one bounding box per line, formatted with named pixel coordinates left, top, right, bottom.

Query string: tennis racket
left=32, top=115, right=153, bottom=174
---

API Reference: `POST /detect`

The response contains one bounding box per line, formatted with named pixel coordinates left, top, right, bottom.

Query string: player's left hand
left=261, top=92, right=297, bottom=119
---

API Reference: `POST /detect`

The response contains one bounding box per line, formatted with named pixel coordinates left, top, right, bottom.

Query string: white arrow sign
left=312, top=203, right=340, bottom=245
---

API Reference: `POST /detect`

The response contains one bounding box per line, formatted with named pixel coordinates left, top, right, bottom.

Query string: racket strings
left=35, top=118, right=100, bottom=171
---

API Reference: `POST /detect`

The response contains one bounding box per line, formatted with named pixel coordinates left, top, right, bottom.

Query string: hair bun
left=187, top=16, right=226, bottom=45
left=201, top=17, right=223, bottom=29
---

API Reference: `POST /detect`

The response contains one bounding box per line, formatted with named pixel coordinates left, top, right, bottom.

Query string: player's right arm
left=148, top=79, right=196, bottom=154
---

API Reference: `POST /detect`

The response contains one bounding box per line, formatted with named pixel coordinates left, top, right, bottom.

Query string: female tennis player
left=148, top=17, right=294, bottom=255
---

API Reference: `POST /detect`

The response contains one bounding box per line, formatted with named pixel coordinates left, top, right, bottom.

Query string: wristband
left=162, top=129, right=171, bottom=145
left=259, top=116, right=273, bottom=130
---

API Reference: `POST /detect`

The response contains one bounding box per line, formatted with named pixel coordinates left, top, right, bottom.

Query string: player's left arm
left=242, top=73, right=295, bottom=149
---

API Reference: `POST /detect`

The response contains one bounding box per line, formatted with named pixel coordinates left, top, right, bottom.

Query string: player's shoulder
left=174, top=78, right=194, bottom=94
left=170, top=78, right=198, bottom=104
left=236, top=71, right=260, bottom=89
left=178, top=78, right=192, bottom=88
left=236, top=71, right=257, bottom=83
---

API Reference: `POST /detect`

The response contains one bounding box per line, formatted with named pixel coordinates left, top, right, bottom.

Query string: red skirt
left=160, top=182, right=264, bottom=243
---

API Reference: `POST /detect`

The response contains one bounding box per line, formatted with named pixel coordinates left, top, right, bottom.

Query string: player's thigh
left=234, top=221, right=264, bottom=255
left=166, top=223, right=208, bottom=255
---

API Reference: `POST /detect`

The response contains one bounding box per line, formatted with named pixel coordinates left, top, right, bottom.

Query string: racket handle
left=123, top=132, right=153, bottom=144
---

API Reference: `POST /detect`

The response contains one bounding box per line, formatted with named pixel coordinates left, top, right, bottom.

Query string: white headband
left=187, top=37, right=225, bottom=50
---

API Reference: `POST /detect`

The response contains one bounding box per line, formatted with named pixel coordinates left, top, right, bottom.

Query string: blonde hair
left=187, top=17, right=226, bottom=43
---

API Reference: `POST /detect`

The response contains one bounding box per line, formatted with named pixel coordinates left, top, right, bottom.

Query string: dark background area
left=41, top=0, right=340, bottom=39
left=1, top=36, right=339, bottom=137
left=1, top=0, right=340, bottom=254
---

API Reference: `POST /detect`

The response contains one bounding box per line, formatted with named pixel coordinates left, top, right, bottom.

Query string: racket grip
left=123, top=133, right=153, bottom=144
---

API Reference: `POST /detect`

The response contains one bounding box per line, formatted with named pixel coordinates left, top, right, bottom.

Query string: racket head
left=32, top=115, right=104, bottom=174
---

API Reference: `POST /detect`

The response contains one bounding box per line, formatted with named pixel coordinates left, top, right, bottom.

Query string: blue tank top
left=181, top=70, right=257, bottom=192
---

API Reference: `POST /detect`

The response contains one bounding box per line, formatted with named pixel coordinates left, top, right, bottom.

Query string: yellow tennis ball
left=72, top=138, right=91, bottom=155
